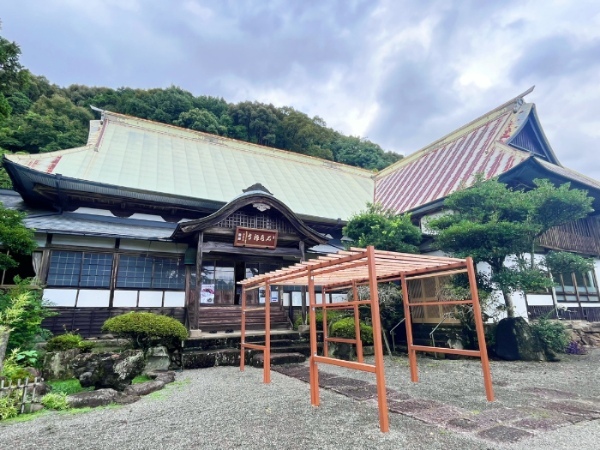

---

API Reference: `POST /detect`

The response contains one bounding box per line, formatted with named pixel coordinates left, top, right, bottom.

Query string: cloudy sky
left=2, top=1, right=600, bottom=178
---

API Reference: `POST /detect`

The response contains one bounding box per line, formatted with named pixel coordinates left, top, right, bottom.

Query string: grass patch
left=47, top=379, right=93, bottom=395
left=132, top=375, right=152, bottom=384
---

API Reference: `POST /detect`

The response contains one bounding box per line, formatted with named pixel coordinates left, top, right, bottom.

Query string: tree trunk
left=0, top=327, right=10, bottom=374
left=502, top=290, right=515, bottom=318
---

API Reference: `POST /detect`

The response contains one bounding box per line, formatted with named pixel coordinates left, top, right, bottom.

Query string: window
left=116, top=255, right=185, bottom=290
left=555, top=271, right=599, bottom=302
left=47, top=251, right=113, bottom=288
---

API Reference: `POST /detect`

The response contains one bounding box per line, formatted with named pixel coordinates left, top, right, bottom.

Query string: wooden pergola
left=239, top=246, right=494, bottom=433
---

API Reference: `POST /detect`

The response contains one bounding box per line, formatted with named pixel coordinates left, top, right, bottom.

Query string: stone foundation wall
left=564, top=321, right=600, bottom=347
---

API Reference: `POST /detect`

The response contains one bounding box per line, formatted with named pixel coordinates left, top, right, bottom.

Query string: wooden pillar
left=467, top=257, right=495, bottom=402
left=194, top=232, right=204, bottom=330
left=367, top=246, right=389, bottom=432
left=299, top=241, right=307, bottom=325
left=308, top=270, right=320, bottom=406
left=401, top=272, right=419, bottom=382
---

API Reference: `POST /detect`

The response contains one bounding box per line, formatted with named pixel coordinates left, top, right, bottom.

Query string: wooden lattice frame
left=239, top=246, right=494, bottom=433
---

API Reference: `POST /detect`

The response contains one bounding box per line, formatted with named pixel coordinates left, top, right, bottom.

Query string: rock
left=24, top=403, right=44, bottom=414
left=495, top=317, right=545, bottom=361
left=72, top=350, right=145, bottom=391
left=67, top=388, right=118, bottom=408
left=145, top=346, right=170, bottom=373
left=328, top=342, right=355, bottom=361
left=124, top=380, right=165, bottom=396
left=114, top=392, right=141, bottom=405
left=24, top=367, right=42, bottom=379
left=147, top=370, right=176, bottom=384
left=43, top=349, right=81, bottom=380
left=26, top=380, right=51, bottom=398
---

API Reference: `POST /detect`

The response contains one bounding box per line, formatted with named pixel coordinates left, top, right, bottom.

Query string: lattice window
left=47, top=251, right=113, bottom=288
left=217, top=211, right=294, bottom=233
left=117, top=255, right=185, bottom=290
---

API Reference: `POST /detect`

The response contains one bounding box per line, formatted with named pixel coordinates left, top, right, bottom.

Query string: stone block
left=145, top=346, right=171, bottom=373
left=124, top=380, right=165, bottom=396
left=72, top=350, right=145, bottom=391
left=43, top=349, right=81, bottom=380
left=67, top=388, right=118, bottom=408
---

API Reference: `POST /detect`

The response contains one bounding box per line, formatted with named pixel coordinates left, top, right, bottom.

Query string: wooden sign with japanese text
left=234, top=227, right=278, bottom=249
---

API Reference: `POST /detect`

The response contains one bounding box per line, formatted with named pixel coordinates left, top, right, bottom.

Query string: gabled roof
left=374, top=87, right=563, bottom=214
left=172, top=189, right=327, bottom=246
left=5, top=111, right=375, bottom=223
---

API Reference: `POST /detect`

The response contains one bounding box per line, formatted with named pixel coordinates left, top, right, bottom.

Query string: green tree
left=175, top=108, right=226, bottom=135
left=428, top=177, right=594, bottom=317
left=343, top=203, right=422, bottom=253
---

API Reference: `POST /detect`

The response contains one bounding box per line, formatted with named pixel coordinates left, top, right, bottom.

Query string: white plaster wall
left=163, top=291, right=185, bottom=307
left=76, top=290, right=110, bottom=307
left=526, top=294, right=554, bottom=306
left=52, top=234, right=116, bottom=249
left=119, top=239, right=186, bottom=254
left=43, top=289, right=77, bottom=307
left=138, top=291, right=163, bottom=307
left=113, top=290, right=138, bottom=307
left=34, top=233, right=47, bottom=247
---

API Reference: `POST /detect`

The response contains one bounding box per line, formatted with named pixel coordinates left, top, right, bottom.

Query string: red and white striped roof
left=375, top=92, right=534, bottom=214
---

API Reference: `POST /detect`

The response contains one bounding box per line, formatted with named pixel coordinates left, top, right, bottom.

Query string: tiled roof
left=5, top=112, right=375, bottom=222
left=374, top=89, right=536, bottom=213
left=24, top=213, right=176, bottom=239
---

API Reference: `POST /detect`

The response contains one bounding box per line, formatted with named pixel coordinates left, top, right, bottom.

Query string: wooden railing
left=0, top=377, right=45, bottom=415
left=537, top=217, right=600, bottom=255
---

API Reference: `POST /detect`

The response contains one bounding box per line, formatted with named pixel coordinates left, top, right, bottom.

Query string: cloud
left=2, top=0, right=600, bottom=180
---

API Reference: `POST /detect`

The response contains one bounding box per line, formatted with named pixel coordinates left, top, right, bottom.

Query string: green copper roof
left=6, top=112, right=375, bottom=222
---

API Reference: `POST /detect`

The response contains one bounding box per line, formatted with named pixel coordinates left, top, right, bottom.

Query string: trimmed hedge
left=45, top=332, right=94, bottom=353
left=102, top=312, right=188, bottom=352
left=293, top=310, right=346, bottom=331
left=330, top=317, right=374, bottom=345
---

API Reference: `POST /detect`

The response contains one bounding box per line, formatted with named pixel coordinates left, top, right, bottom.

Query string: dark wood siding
left=42, top=307, right=187, bottom=338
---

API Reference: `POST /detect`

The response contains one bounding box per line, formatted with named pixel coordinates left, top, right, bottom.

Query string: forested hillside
left=0, top=28, right=401, bottom=189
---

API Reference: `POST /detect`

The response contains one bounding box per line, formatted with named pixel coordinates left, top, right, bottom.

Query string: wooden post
left=322, top=290, right=328, bottom=357
left=367, top=246, right=389, bottom=432
left=401, top=273, right=419, bottom=382
left=352, top=281, right=364, bottom=363
left=300, top=241, right=307, bottom=325
left=194, top=232, right=204, bottom=330
left=308, top=270, right=320, bottom=406
left=240, top=288, right=247, bottom=372
left=467, top=257, right=495, bottom=401
left=264, top=281, right=271, bottom=384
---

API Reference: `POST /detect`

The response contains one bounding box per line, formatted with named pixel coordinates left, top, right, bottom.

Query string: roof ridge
left=102, top=110, right=376, bottom=178
left=376, top=86, right=535, bottom=178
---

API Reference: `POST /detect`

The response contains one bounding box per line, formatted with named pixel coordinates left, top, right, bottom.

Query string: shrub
left=41, top=392, right=69, bottom=410
left=13, top=349, right=40, bottom=368
left=330, top=317, right=374, bottom=345
left=1, top=349, right=31, bottom=382
left=293, top=310, right=347, bottom=331
left=0, top=394, right=18, bottom=420
left=45, top=332, right=94, bottom=353
left=0, top=278, right=55, bottom=352
left=102, top=312, right=188, bottom=354
left=530, top=318, right=570, bottom=354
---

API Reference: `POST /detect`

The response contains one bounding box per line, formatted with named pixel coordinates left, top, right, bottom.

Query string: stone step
left=183, top=331, right=302, bottom=351
left=251, top=352, right=306, bottom=367
left=183, top=348, right=241, bottom=369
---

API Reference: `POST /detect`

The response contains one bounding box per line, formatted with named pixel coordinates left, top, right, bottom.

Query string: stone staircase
left=182, top=330, right=318, bottom=370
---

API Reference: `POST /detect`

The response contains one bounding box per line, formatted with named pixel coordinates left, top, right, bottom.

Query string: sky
left=2, top=0, right=600, bottom=179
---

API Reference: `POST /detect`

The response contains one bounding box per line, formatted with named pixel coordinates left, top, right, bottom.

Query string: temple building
left=3, top=87, right=600, bottom=335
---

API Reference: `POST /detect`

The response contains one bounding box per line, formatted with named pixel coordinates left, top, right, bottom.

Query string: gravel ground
left=2, top=351, right=600, bottom=450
